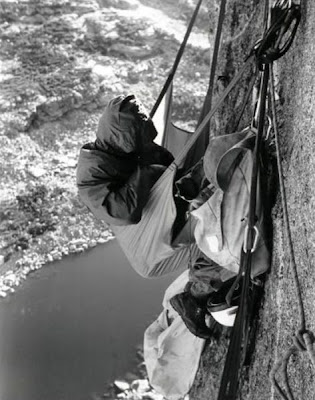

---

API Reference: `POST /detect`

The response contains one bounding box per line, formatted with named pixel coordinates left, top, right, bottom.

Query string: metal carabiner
left=243, top=225, right=260, bottom=253
left=265, top=114, right=273, bottom=141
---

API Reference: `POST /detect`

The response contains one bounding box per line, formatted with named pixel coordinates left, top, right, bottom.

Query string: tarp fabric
left=111, top=84, right=209, bottom=278
left=153, top=83, right=193, bottom=164
left=144, top=270, right=205, bottom=400
left=111, top=165, right=202, bottom=277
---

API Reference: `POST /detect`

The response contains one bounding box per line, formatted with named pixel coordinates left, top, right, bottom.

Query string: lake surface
left=0, top=240, right=178, bottom=400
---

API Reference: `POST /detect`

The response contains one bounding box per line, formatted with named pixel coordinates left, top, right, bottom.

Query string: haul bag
left=192, top=128, right=270, bottom=278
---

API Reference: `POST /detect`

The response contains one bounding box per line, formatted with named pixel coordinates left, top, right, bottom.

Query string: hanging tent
left=111, top=60, right=253, bottom=277
left=110, top=0, right=251, bottom=278
left=153, top=83, right=193, bottom=163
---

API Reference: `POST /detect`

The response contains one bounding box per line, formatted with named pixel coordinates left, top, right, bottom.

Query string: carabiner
left=243, top=225, right=260, bottom=253
left=265, top=115, right=273, bottom=141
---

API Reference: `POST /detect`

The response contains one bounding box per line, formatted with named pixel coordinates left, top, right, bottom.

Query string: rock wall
left=242, top=1, right=315, bottom=398
left=1, top=0, right=314, bottom=397
left=191, top=0, right=315, bottom=399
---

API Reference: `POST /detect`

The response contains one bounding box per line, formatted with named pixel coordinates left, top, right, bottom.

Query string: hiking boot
left=170, top=292, right=213, bottom=339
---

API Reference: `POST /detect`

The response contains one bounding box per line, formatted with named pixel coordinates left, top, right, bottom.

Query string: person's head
left=96, top=94, right=157, bottom=154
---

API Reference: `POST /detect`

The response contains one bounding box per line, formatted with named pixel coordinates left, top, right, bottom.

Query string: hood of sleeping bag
left=95, top=94, right=158, bottom=154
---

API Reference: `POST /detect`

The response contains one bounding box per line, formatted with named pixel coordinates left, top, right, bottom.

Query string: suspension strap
left=203, top=0, right=227, bottom=112
left=150, top=0, right=203, bottom=118
left=217, top=63, right=270, bottom=400
left=182, top=0, right=227, bottom=170
left=172, top=57, right=253, bottom=168
left=233, top=71, right=258, bottom=131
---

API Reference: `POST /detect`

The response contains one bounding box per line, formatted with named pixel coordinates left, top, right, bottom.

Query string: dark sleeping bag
left=76, top=94, right=174, bottom=226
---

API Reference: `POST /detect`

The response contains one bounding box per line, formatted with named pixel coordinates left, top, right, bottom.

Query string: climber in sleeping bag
left=76, top=94, right=174, bottom=226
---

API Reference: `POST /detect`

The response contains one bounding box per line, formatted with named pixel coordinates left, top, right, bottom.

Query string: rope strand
left=269, top=65, right=305, bottom=330
left=269, top=63, right=315, bottom=400
left=150, top=0, right=203, bottom=118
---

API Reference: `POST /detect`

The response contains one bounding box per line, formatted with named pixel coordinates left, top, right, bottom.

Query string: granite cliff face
left=191, top=1, right=315, bottom=399
left=0, top=0, right=210, bottom=283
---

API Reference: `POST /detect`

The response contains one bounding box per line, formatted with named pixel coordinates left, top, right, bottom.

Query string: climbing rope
left=217, top=61, right=270, bottom=400
left=251, top=1, right=315, bottom=398
left=150, top=0, right=203, bottom=118
left=269, top=64, right=315, bottom=400
left=252, top=0, right=301, bottom=68
left=183, top=0, right=227, bottom=171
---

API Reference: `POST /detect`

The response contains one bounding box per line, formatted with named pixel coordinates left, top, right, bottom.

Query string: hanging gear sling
left=217, top=2, right=301, bottom=399
left=111, top=0, right=252, bottom=278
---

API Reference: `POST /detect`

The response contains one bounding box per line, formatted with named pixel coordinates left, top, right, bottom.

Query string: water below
left=0, top=240, right=178, bottom=400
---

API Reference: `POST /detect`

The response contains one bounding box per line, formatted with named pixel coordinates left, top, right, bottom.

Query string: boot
left=170, top=291, right=213, bottom=339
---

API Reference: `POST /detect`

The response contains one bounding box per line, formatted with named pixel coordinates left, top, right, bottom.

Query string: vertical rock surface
left=191, top=1, right=315, bottom=399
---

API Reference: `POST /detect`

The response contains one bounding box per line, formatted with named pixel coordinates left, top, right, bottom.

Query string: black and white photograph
left=0, top=0, right=314, bottom=399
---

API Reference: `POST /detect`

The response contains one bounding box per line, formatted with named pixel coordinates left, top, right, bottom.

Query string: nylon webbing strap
left=217, top=63, right=270, bottom=400
left=216, top=1, right=301, bottom=397
left=201, top=0, right=227, bottom=113
left=151, top=56, right=253, bottom=191
left=183, top=0, right=227, bottom=171
left=233, top=72, right=257, bottom=131
left=149, top=0, right=203, bottom=119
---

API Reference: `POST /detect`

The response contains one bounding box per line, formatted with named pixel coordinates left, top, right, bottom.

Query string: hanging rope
left=269, top=64, right=315, bottom=400
left=150, top=0, right=203, bottom=118
left=182, top=0, right=227, bottom=171
left=252, top=0, right=301, bottom=68
left=203, top=0, right=227, bottom=112
left=216, top=62, right=270, bottom=400
left=216, top=0, right=272, bottom=397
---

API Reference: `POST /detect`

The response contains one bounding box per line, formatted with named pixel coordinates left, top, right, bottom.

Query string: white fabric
left=144, top=271, right=205, bottom=400
left=153, top=83, right=192, bottom=161
left=112, top=167, right=178, bottom=277
left=210, top=306, right=238, bottom=327
left=192, top=151, right=270, bottom=278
